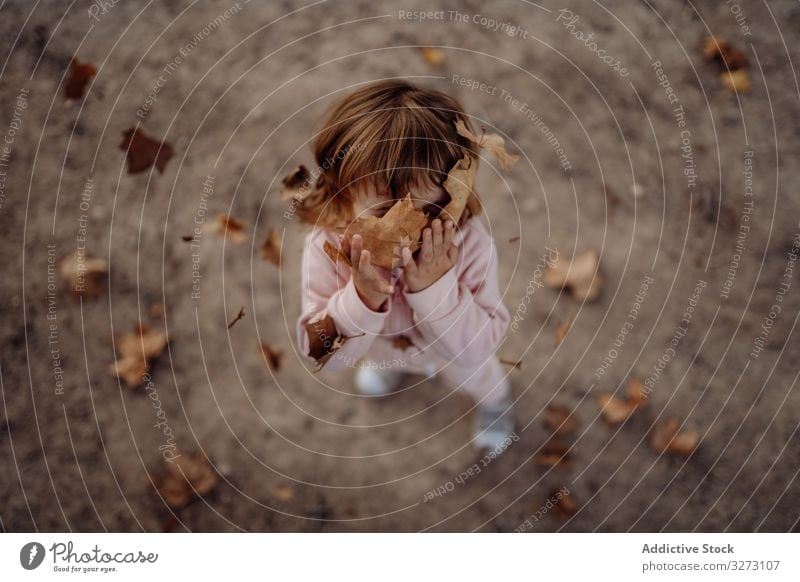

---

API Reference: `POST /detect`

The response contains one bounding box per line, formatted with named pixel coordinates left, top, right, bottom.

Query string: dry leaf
left=702, top=36, right=749, bottom=71
left=261, top=227, right=282, bottom=265
left=149, top=303, right=165, bottom=319
left=534, top=439, right=572, bottom=469
left=626, top=377, right=648, bottom=407
left=259, top=342, right=283, bottom=371
left=281, top=165, right=311, bottom=200
left=154, top=450, right=217, bottom=509
left=721, top=69, right=751, bottom=93
left=650, top=418, right=699, bottom=455
left=273, top=483, right=295, bottom=502
left=304, top=312, right=362, bottom=371
left=227, top=306, right=245, bottom=330
left=109, top=323, right=168, bottom=387
left=348, top=194, right=428, bottom=269
left=120, top=127, right=174, bottom=174
left=550, top=489, right=578, bottom=519
left=65, top=56, right=96, bottom=100
left=596, top=393, right=636, bottom=425
left=57, top=250, right=107, bottom=298
left=554, top=318, right=572, bottom=346
left=499, top=357, right=522, bottom=370
left=323, top=239, right=351, bottom=267
left=455, top=118, right=519, bottom=170
left=543, top=403, right=578, bottom=435
left=205, top=214, right=246, bottom=244
left=440, top=154, right=477, bottom=226
left=419, top=47, right=444, bottom=67
left=392, top=335, right=415, bottom=351
left=543, top=250, right=604, bottom=302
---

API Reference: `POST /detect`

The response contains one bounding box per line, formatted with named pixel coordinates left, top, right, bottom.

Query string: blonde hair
left=297, top=80, right=481, bottom=229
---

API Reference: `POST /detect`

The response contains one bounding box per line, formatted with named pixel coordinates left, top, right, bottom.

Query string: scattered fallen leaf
left=500, top=357, right=522, bottom=370
left=543, top=249, right=604, bottom=302
left=64, top=56, right=96, bottom=100
left=260, top=227, right=282, bottom=266
left=626, top=376, right=648, bottom=406
left=419, top=46, right=445, bottom=67
left=650, top=418, right=699, bottom=455
left=392, top=335, right=415, bottom=351
left=455, top=118, right=519, bottom=170
left=109, top=323, right=168, bottom=387
left=154, top=449, right=217, bottom=509
left=304, top=312, right=363, bottom=371
left=703, top=36, right=749, bottom=71
left=259, top=342, right=283, bottom=371
left=596, top=393, right=635, bottom=425
left=227, top=306, right=245, bottom=329
left=57, top=250, right=108, bottom=298
left=205, top=214, right=246, bottom=244
left=534, top=439, right=572, bottom=469
left=554, top=318, right=572, bottom=346
left=721, top=69, right=751, bottom=93
left=120, top=127, right=174, bottom=174
left=550, top=489, right=578, bottom=519
left=181, top=234, right=193, bottom=242
left=273, top=483, right=295, bottom=502
left=149, top=303, right=165, bottom=320
left=543, top=403, right=578, bottom=435
left=440, top=154, right=477, bottom=226
left=347, top=193, right=428, bottom=269
left=281, top=165, right=311, bottom=200
left=160, top=515, right=179, bottom=533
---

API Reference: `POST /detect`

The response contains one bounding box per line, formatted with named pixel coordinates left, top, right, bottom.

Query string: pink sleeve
left=296, top=229, right=390, bottom=371
left=402, top=219, right=510, bottom=366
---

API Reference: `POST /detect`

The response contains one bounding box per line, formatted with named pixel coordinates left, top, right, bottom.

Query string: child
left=295, top=80, right=513, bottom=450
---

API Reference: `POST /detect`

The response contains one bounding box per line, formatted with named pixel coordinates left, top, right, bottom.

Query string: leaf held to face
left=154, top=449, right=217, bottom=509
left=65, top=56, right=96, bottom=100
left=58, top=250, right=108, bottom=298
left=455, top=118, right=519, bottom=170
left=348, top=194, right=428, bottom=269
left=650, top=418, right=699, bottom=455
left=259, top=342, right=284, bottom=371
left=323, top=239, right=351, bottom=267
left=543, top=249, right=604, bottom=301
left=440, top=154, right=477, bottom=226
left=261, top=227, right=282, bottom=265
left=543, top=403, right=578, bottom=435
left=109, top=323, right=168, bottom=388
left=120, top=127, right=174, bottom=174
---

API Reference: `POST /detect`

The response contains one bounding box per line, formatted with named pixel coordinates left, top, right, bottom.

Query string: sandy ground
left=1, top=0, right=799, bottom=532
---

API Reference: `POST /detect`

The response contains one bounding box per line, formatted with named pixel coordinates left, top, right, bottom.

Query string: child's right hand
left=340, top=233, right=394, bottom=311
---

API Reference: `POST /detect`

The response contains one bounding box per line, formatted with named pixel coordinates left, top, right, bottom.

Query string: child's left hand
left=399, top=219, right=459, bottom=293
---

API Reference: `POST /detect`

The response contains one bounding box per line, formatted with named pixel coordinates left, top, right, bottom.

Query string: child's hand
left=341, top=233, right=394, bottom=311
left=400, top=219, right=459, bottom=293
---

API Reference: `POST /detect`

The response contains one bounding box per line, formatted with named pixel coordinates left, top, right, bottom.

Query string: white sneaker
left=473, top=397, right=515, bottom=451
left=355, top=365, right=405, bottom=396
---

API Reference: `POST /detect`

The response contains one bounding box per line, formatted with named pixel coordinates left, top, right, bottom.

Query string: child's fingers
left=443, top=220, right=454, bottom=248
left=447, top=243, right=459, bottom=264
left=432, top=219, right=443, bottom=254
left=420, top=228, right=433, bottom=263
left=402, top=246, right=417, bottom=272
left=350, top=234, right=363, bottom=266
left=359, top=251, right=394, bottom=294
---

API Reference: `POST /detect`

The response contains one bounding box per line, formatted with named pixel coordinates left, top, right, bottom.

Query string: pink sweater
left=296, top=217, right=510, bottom=371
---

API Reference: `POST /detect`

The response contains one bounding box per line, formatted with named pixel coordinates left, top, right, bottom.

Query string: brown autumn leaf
left=259, top=342, right=283, bottom=371
left=554, top=318, right=572, bottom=346
left=627, top=376, right=648, bottom=407
left=543, top=249, right=604, bottom=302
left=154, top=449, right=217, bottom=509
left=65, top=56, right=97, bottom=100
left=205, top=213, right=246, bottom=244
left=57, top=250, right=108, bottom=298
left=596, top=393, right=636, bottom=425
left=149, top=303, right=165, bottom=320
left=702, top=36, right=749, bottom=71
left=419, top=46, right=445, bottom=67
left=543, top=403, right=578, bottom=435
left=721, top=69, right=751, bottom=94
left=550, top=489, right=578, bottom=519
left=650, top=418, right=699, bottom=455
left=534, top=439, right=572, bottom=469
left=499, top=357, right=522, bottom=370
left=348, top=193, right=428, bottom=269
left=227, top=306, right=245, bottom=330
left=120, top=127, right=174, bottom=174
left=455, top=119, right=519, bottom=170
left=440, top=154, right=477, bottom=226
left=323, top=239, right=351, bottom=267
left=304, top=312, right=362, bottom=372
left=273, top=483, right=295, bottom=502
left=392, top=335, right=415, bottom=351
left=281, top=165, right=310, bottom=200
left=261, top=227, right=282, bottom=266
left=109, top=323, right=168, bottom=387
